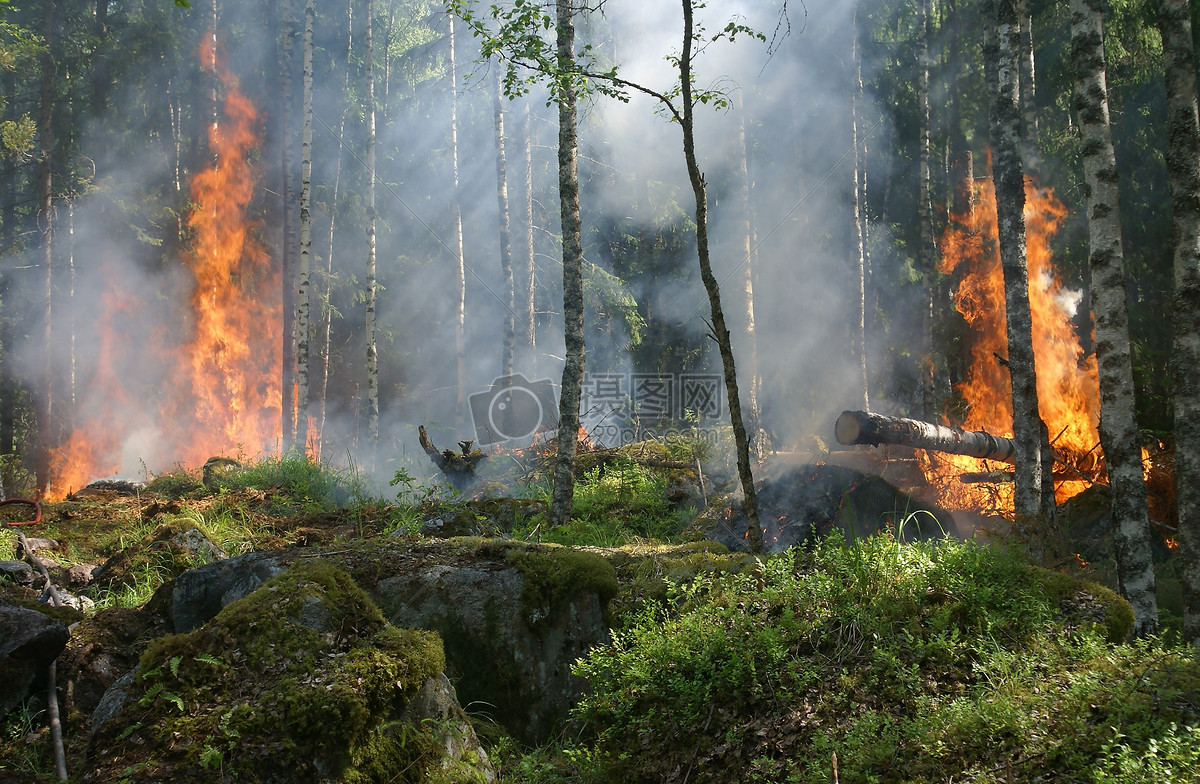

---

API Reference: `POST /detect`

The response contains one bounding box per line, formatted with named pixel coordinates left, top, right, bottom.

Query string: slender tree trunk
left=366, top=0, right=380, bottom=444
left=1070, top=0, right=1158, bottom=636
left=279, top=0, right=300, bottom=450
left=852, top=2, right=869, bottom=413
left=35, top=0, right=55, bottom=494
left=295, top=0, right=315, bottom=455
left=734, top=92, right=765, bottom=454
left=1017, top=0, right=1039, bottom=170
left=986, top=0, right=1054, bottom=557
left=0, top=160, right=14, bottom=460
left=917, top=0, right=938, bottom=418
left=317, top=0, right=354, bottom=454
left=549, top=0, right=585, bottom=529
left=448, top=12, right=467, bottom=434
left=522, top=101, right=537, bottom=372
left=494, top=68, right=516, bottom=378
left=679, top=0, right=762, bottom=552
left=1158, top=0, right=1200, bottom=647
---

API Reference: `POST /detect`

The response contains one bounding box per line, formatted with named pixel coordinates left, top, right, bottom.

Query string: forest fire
left=923, top=175, right=1102, bottom=514
left=42, top=39, right=280, bottom=500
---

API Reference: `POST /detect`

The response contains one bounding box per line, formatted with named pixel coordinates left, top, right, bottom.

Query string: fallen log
left=835, top=410, right=1016, bottom=463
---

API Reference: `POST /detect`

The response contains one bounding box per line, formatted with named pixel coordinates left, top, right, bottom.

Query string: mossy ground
left=2, top=452, right=1195, bottom=783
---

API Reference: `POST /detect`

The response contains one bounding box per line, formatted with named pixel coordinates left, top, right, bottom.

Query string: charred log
left=418, top=425, right=487, bottom=489
left=835, top=409, right=1016, bottom=463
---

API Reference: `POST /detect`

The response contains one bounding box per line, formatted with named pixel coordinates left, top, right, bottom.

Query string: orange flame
left=923, top=174, right=1101, bottom=513
left=43, top=35, right=280, bottom=499
left=162, top=37, right=281, bottom=466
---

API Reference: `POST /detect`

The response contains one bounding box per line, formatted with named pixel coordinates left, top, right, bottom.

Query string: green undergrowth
left=494, top=536, right=1200, bottom=784
left=147, top=452, right=373, bottom=511
left=513, top=458, right=694, bottom=546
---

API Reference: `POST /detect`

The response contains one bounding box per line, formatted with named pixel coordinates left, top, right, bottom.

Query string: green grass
left=513, top=459, right=689, bottom=547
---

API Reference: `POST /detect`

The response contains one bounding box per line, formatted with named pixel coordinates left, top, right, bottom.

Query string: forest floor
left=1, top=452, right=1197, bottom=782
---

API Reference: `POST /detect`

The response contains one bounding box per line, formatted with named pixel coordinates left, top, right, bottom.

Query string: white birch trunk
left=1070, top=0, right=1159, bottom=635
left=295, top=0, right=314, bottom=455
left=365, top=0, right=379, bottom=444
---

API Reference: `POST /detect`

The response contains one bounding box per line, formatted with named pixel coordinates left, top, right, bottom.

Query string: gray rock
left=374, top=550, right=611, bottom=745
left=88, top=670, right=136, bottom=741
left=158, top=551, right=286, bottom=632
left=0, top=560, right=35, bottom=587
left=66, top=563, right=97, bottom=587
left=17, top=538, right=58, bottom=557
left=0, top=604, right=70, bottom=718
left=86, top=561, right=495, bottom=784
left=166, top=526, right=228, bottom=563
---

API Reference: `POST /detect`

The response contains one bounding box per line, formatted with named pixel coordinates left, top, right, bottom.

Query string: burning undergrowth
left=43, top=40, right=281, bottom=502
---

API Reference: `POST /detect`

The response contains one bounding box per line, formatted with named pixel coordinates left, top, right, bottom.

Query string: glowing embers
left=927, top=176, right=1101, bottom=515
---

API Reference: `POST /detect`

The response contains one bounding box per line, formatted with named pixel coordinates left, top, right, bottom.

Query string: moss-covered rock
left=1031, top=565, right=1136, bottom=643
left=85, top=560, right=492, bottom=783
left=368, top=539, right=613, bottom=745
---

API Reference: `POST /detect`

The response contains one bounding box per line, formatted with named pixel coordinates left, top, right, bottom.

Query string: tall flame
left=924, top=174, right=1101, bottom=513
left=43, top=36, right=280, bottom=499
left=162, top=36, right=281, bottom=466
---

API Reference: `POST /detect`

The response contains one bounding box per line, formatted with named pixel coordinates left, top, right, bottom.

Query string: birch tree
left=295, top=0, right=315, bottom=454
left=452, top=0, right=765, bottom=549
left=1070, top=0, right=1158, bottom=635
left=366, top=0, right=380, bottom=444
left=449, top=11, right=467, bottom=435
left=1157, top=0, right=1200, bottom=647
left=494, top=67, right=516, bottom=378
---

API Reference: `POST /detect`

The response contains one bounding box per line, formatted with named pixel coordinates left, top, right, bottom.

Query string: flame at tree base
left=924, top=174, right=1101, bottom=516
left=43, top=36, right=280, bottom=500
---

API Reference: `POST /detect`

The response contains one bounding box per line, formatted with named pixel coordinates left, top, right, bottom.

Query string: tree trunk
left=365, top=0, right=379, bottom=445
left=986, top=0, right=1055, bottom=557
left=449, top=11, right=467, bottom=435
left=295, top=0, right=315, bottom=455
left=734, top=92, right=765, bottom=455
left=1069, top=0, right=1159, bottom=637
left=317, top=0, right=354, bottom=456
left=35, top=0, right=55, bottom=495
left=494, top=67, right=516, bottom=378
left=1158, top=0, right=1200, bottom=647
left=835, top=409, right=1017, bottom=462
left=548, top=0, right=584, bottom=529
left=521, top=101, right=537, bottom=372
left=917, top=0, right=938, bottom=418
left=1017, top=0, right=1039, bottom=170
left=851, top=2, right=870, bottom=413
left=679, top=0, right=762, bottom=553
left=279, top=0, right=300, bottom=451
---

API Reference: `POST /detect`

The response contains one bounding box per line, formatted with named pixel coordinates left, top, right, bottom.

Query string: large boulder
left=85, top=559, right=493, bottom=783
left=368, top=541, right=616, bottom=745
left=0, top=604, right=71, bottom=718
left=161, top=540, right=617, bottom=745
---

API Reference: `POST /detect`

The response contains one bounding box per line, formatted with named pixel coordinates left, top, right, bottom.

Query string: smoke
left=10, top=0, right=913, bottom=494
